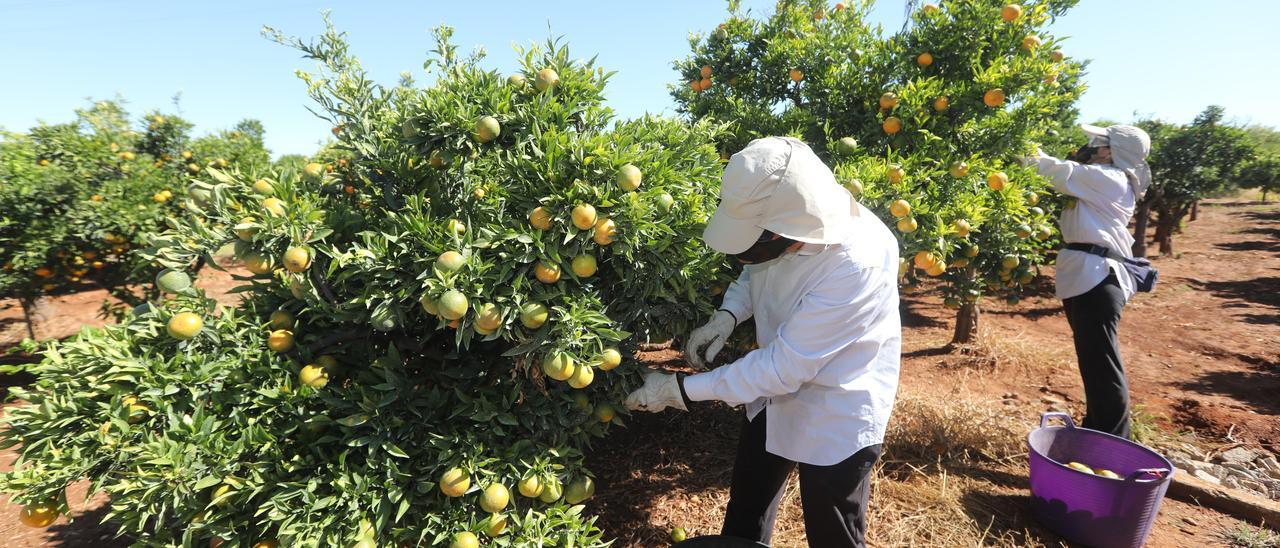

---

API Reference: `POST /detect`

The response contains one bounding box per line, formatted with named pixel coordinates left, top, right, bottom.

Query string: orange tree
left=675, top=0, right=1085, bottom=342
left=0, top=22, right=727, bottom=546
left=0, top=101, right=271, bottom=331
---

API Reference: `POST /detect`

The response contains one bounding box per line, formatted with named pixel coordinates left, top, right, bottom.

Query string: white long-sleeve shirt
left=1035, top=153, right=1138, bottom=301
left=682, top=204, right=901, bottom=466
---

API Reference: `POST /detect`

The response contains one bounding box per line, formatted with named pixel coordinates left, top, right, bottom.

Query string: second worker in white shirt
left=625, top=136, right=902, bottom=548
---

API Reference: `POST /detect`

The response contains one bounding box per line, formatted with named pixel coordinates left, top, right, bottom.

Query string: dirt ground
left=0, top=199, right=1276, bottom=546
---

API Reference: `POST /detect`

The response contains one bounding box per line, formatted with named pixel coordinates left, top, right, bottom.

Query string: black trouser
left=721, top=410, right=881, bottom=547
left=1062, top=271, right=1131, bottom=439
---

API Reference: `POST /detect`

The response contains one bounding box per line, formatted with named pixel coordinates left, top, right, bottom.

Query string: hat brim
left=703, top=203, right=765, bottom=255
left=1080, top=124, right=1110, bottom=145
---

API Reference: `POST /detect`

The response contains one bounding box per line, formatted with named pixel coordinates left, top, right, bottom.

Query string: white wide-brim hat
left=703, top=137, right=859, bottom=255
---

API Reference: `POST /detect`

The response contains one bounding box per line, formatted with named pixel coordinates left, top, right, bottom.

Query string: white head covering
left=703, top=137, right=859, bottom=254
left=1080, top=123, right=1153, bottom=198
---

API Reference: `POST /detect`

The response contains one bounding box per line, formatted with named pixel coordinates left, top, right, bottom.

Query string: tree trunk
left=1190, top=201, right=1199, bottom=222
left=952, top=302, right=980, bottom=344
left=1155, top=211, right=1178, bottom=256
left=19, top=297, right=37, bottom=340
left=1263, top=189, right=1270, bottom=202
left=1132, top=199, right=1152, bottom=258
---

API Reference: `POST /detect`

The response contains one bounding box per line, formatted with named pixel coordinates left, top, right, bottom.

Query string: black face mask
left=733, top=230, right=797, bottom=264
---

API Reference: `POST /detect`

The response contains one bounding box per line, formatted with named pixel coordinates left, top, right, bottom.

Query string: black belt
left=1064, top=242, right=1124, bottom=261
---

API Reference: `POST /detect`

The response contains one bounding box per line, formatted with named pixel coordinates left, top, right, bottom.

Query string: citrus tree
left=674, top=0, right=1084, bottom=343
left=0, top=101, right=271, bottom=332
left=1139, top=106, right=1254, bottom=256
left=1239, top=154, right=1280, bottom=202
left=0, top=22, right=727, bottom=547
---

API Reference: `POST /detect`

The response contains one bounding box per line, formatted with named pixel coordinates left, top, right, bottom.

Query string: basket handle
left=1039, top=412, right=1076, bottom=429
left=1126, top=468, right=1170, bottom=482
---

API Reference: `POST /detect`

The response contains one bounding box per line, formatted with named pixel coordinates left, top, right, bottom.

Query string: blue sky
left=2, top=1, right=1276, bottom=157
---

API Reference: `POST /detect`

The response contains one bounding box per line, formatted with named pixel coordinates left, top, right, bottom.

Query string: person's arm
left=1034, top=152, right=1116, bottom=205
left=717, top=269, right=753, bottom=325
left=682, top=264, right=889, bottom=405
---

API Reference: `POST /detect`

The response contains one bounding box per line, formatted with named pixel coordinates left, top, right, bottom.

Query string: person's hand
left=624, top=371, right=687, bottom=412
left=685, top=310, right=736, bottom=370
left=1019, top=146, right=1044, bottom=167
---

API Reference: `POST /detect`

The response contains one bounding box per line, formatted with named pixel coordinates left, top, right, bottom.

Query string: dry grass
left=884, top=391, right=1025, bottom=465
left=942, top=329, right=1074, bottom=376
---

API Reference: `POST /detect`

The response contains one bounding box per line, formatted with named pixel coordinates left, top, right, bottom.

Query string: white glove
left=624, top=372, right=687, bottom=412
left=686, top=310, right=736, bottom=370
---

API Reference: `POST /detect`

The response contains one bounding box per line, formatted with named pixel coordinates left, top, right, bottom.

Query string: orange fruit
left=594, top=404, right=615, bottom=423
left=879, top=92, right=898, bottom=110
left=932, top=95, right=950, bottom=112
left=299, top=364, right=329, bottom=388
left=953, top=219, right=971, bottom=237
left=571, top=254, right=597, bottom=278
left=242, top=251, right=274, bottom=275
left=889, top=199, right=911, bottom=218
left=534, top=261, right=561, bottom=284
left=167, top=312, right=203, bottom=340
left=1022, top=35, right=1042, bottom=51
left=438, top=290, right=470, bottom=320
left=283, top=246, right=311, bottom=273
left=700, top=65, right=712, bottom=78
left=926, top=263, right=946, bottom=277
left=542, top=353, right=575, bottom=381
left=252, top=179, right=274, bottom=196
left=616, top=164, right=642, bottom=191
left=564, top=477, right=595, bottom=504
left=535, top=67, right=560, bottom=92
left=518, top=475, right=544, bottom=498
left=886, top=164, right=905, bottom=184
left=520, top=302, right=548, bottom=329
left=508, top=74, right=526, bottom=87
left=450, top=532, right=479, bottom=548
left=987, top=171, right=1008, bottom=191
left=949, top=161, right=970, bottom=178
left=571, top=204, right=598, bottom=230
left=1051, top=49, right=1065, bottom=62
left=598, top=348, right=622, bottom=371
left=262, top=197, right=287, bottom=217
left=475, top=303, right=503, bottom=332
left=18, top=503, right=57, bottom=528
left=474, top=116, right=501, bottom=143
left=302, top=162, right=325, bottom=181
left=485, top=514, right=507, bottom=537
left=445, top=219, right=466, bottom=235
left=440, top=467, right=471, bottom=497
left=700, top=77, right=712, bottom=90
left=789, top=68, right=804, bottom=82
left=1001, top=4, right=1022, bottom=22
left=437, top=251, right=466, bottom=272
left=914, top=251, right=940, bottom=270
left=593, top=218, right=617, bottom=245
left=882, top=117, right=902, bottom=135
left=568, top=363, right=594, bottom=389
left=267, top=329, right=294, bottom=353
left=529, top=206, right=553, bottom=230
left=983, top=88, right=1006, bottom=107
left=479, top=483, right=510, bottom=513
left=916, top=52, right=933, bottom=67
left=922, top=3, right=940, bottom=14
left=896, top=217, right=918, bottom=233
left=269, top=310, right=295, bottom=330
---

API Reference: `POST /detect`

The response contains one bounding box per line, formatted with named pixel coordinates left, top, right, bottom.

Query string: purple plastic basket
left=1027, top=412, right=1174, bottom=548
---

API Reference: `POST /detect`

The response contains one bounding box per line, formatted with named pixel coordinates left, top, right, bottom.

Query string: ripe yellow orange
left=302, top=162, right=325, bottom=182
left=882, top=116, right=903, bottom=135
left=1001, top=255, right=1021, bottom=270
left=535, top=67, right=560, bottom=92
left=616, top=164, right=642, bottom=191
left=568, top=363, right=594, bottom=389
left=889, top=199, right=911, bottom=218
left=926, top=263, right=946, bottom=277
left=949, top=161, right=970, bottom=178
left=187, top=163, right=201, bottom=174
left=539, top=478, right=563, bottom=502
left=542, top=353, right=575, bottom=381
left=534, top=261, right=561, bottom=284
left=879, top=92, right=898, bottom=110
left=529, top=206, right=553, bottom=230
left=475, top=303, right=503, bottom=332
left=508, top=74, right=526, bottom=87
left=34, top=267, right=52, bottom=278
left=914, top=251, right=940, bottom=270
left=518, top=475, right=544, bottom=498
left=886, top=164, right=905, bottom=184
left=1051, top=49, right=1065, bottom=62
left=38, top=159, right=50, bottom=166
left=953, top=219, right=971, bottom=237
left=896, top=217, right=918, bottom=233
left=19, top=503, right=57, bottom=528
left=429, top=150, right=452, bottom=169
left=283, top=246, right=311, bottom=273
left=299, top=364, right=329, bottom=388
left=598, top=347, right=622, bottom=371
left=90, top=194, right=103, bottom=201
left=242, top=251, right=274, bottom=275
left=437, top=250, right=466, bottom=272
left=571, top=204, right=598, bottom=230
left=167, top=312, right=203, bottom=340
left=965, top=245, right=980, bottom=258
left=593, top=218, right=617, bottom=245
left=485, top=514, right=508, bottom=537
left=440, top=467, right=470, bottom=497
left=789, top=68, right=804, bottom=82
left=474, top=116, right=501, bottom=143
left=267, top=329, right=294, bottom=353
left=520, top=302, right=548, bottom=329
left=983, top=88, right=1006, bottom=107
left=251, top=179, right=274, bottom=196
left=262, top=197, right=287, bottom=217
left=987, top=171, right=1008, bottom=191
left=917, top=52, right=933, bottom=67
left=700, top=65, right=712, bottom=78
left=571, top=254, right=598, bottom=278
left=700, top=77, right=712, bottom=90
left=1026, top=192, right=1040, bottom=205
left=438, top=290, right=470, bottom=320
left=479, top=483, right=510, bottom=513
left=444, top=218, right=466, bottom=235
left=1022, top=35, right=1042, bottom=51
left=270, top=310, right=295, bottom=330
left=252, top=540, right=278, bottom=548
left=922, top=3, right=940, bottom=14
left=450, top=532, right=479, bottom=548
left=690, top=79, right=703, bottom=93
left=1001, top=4, right=1022, bottom=22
